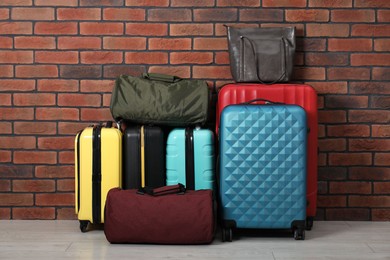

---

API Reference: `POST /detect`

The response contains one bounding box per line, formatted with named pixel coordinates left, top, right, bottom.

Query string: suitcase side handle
left=137, top=183, right=186, bottom=196
left=243, top=98, right=284, bottom=105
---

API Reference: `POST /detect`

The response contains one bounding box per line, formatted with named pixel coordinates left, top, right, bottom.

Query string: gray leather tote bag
left=226, top=26, right=296, bottom=83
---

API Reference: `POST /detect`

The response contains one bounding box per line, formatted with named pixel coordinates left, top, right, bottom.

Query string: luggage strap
left=138, top=183, right=186, bottom=196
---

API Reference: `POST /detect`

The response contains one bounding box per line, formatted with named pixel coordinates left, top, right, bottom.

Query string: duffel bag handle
left=142, top=73, right=182, bottom=83
left=244, top=98, right=284, bottom=105
left=138, top=183, right=186, bottom=196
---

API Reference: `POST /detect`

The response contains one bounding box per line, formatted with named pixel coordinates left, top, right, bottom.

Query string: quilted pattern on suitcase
left=220, top=105, right=307, bottom=229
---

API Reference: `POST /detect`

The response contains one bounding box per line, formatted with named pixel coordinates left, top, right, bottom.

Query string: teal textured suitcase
left=219, top=102, right=307, bottom=241
left=166, top=128, right=215, bottom=190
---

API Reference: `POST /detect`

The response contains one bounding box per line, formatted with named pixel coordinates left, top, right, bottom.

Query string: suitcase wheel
left=79, top=220, right=89, bottom=233
left=222, top=227, right=233, bottom=242
left=305, top=217, right=314, bottom=231
left=293, top=228, right=305, bottom=240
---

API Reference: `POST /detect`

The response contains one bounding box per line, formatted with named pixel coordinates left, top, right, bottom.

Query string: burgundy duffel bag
left=104, top=184, right=215, bottom=244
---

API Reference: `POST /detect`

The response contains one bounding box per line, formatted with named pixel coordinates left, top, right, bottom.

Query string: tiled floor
left=0, top=220, right=390, bottom=259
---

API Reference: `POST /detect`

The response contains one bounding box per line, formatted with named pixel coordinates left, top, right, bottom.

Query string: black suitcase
left=123, top=125, right=165, bottom=189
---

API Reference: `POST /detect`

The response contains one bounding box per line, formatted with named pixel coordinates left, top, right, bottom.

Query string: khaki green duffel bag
left=110, top=73, right=210, bottom=126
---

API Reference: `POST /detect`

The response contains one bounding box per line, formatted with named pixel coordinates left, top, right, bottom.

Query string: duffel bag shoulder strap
left=142, top=73, right=182, bottom=83
left=138, top=183, right=186, bottom=196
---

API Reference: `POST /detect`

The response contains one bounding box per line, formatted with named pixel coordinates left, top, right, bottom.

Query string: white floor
left=0, top=221, right=390, bottom=260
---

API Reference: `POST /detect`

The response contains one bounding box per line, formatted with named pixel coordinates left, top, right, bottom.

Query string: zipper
left=76, top=130, right=83, bottom=213
left=185, top=128, right=195, bottom=190
left=92, top=125, right=102, bottom=224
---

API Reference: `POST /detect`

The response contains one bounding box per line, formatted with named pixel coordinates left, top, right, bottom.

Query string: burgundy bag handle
left=138, top=183, right=186, bottom=196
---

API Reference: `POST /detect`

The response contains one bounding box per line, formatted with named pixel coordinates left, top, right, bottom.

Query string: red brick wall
left=0, top=0, right=389, bottom=221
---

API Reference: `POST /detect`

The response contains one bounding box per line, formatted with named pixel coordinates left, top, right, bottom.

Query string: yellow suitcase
left=75, top=122, right=122, bottom=232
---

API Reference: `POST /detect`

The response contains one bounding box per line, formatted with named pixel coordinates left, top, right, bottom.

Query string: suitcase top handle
left=137, top=183, right=186, bottom=196
left=243, top=98, right=284, bottom=105
left=142, top=73, right=182, bottom=83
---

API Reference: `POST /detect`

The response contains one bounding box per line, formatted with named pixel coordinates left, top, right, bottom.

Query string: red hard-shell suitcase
left=216, top=83, right=318, bottom=230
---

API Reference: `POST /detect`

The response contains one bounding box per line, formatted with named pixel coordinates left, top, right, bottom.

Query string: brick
left=352, top=25, right=390, bottom=37
left=372, top=209, right=390, bottom=221
left=373, top=68, right=390, bottom=81
left=286, top=9, right=329, bottom=22
left=60, top=65, right=101, bottom=79
left=317, top=195, right=346, bottom=207
left=57, top=8, right=101, bottom=20
left=14, top=151, right=57, bottom=164
left=0, top=65, right=12, bottom=77
left=374, top=183, right=390, bottom=194
left=351, top=54, right=390, bottom=66
left=35, top=0, right=78, bottom=6
left=215, top=52, right=230, bottom=64
left=14, top=93, right=56, bottom=106
left=170, top=52, right=213, bottom=65
left=327, top=68, right=370, bottom=80
left=1, top=165, right=34, bottom=178
left=58, top=37, right=101, bottom=50
left=103, top=93, right=111, bottom=106
left=378, top=10, right=390, bottom=22
left=0, top=93, right=11, bottom=105
left=125, top=52, right=168, bottom=64
left=13, top=180, right=55, bottom=192
left=371, top=96, right=390, bottom=109
left=215, top=23, right=259, bottom=36
left=218, top=0, right=259, bottom=6
left=318, top=110, right=346, bottom=124
left=57, top=179, right=75, bottom=192
left=12, top=7, right=54, bottom=20
left=329, top=153, right=372, bottom=166
left=318, top=139, right=346, bottom=152
left=80, top=51, right=123, bottom=64
left=103, top=8, right=144, bottom=21
left=58, top=122, right=91, bottom=134
left=57, top=208, right=77, bottom=220
left=263, top=0, right=306, bottom=6
left=38, top=136, right=74, bottom=150
left=148, top=8, right=191, bottom=22
left=170, top=24, right=213, bottom=36
left=350, top=82, right=390, bottom=95
left=14, top=122, right=56, bottom=135
left=80, top=107, right=112, bottom=121
left=80, top=80, right=114, bottom=92
left=375, top=39, right=390, bottom=51
left=331, top=10, right=374, bottom=22
left=328, top=38, right=372, bottom=52
left=309, top=82, right=347, bottom=94
left=0, top=0, right=32, bottom=6
left=15, top=36, right=56, bottom=49
left=36, top=193, right=74, bottom=206
left=0, top=136, right=36, bottom=149
left=126, top=23, right=167, bottom=36
left=0, top=9, right=9, bottom=20
left=0, top=122, right=12, bottom=134
left=35, top=165, right=74, bottom=178
left=326, top=209, right=369, bottom=221
left=148, top=66, right=190, bottom=79
left=293, top=67, right=325, bottom=80
left=16, top=65, right=58, bottom=78
left=306, top=24, right=349, bottom=37
left=38, top=79, right=79, bottom=92
left=349, top=110, right=390, bottom=123
left=355, top=0, right=390, bottom=7
left=194, top=38, right=227, bottom=50
left=306, top=53, right=348, bottom=66
left=0, top=194, right=33, bottom=206
left=36, top=107, right=79, bottom=120
left=375, top=153, right=390, bottom=166
left=103, top=37, right=146, bottom=50
left=103, top=65, right=145, bottom=78
left=350, top=167, right=390, bottom=180
left=350, top=139, right=390, bottom=152
left=325, top=96, right=368, bottom=109
left=58, top=93, right=101, bottom=107
left=35, top=51, right=78, bottom=64
left=149, top=38, right=191, bottom=50
left=0, top=208, right=10, bottom=220
left=0, top=22, right=32, bottom=34
left=194, top=8, right=237, bottom=22
left=0, top=108, right=34, bottom=120
left=171, top=0, right=212, bottom=6
left=309, top=0, right=352, bottom=7
left=297, top=38, right=326, bottom=51
left=0, top=37, right=12, bottom=48
left=0, top=51, right=33, bottom=64
left=13, top=208, right=55, bottom=220
left=193, top=66, right=231, bottom=79
left=0, top=180, right=10, bottom=191
left=35, top=22, right=77, bottom=35
left=80, top=0, right=124, bottom=6
left=330, top=181, right=371, bottom=194
left=318, top=167, right=347, bottom=181
left=59, top=151, right=74, bottom=164
left=372, top=125, right=390, bottom=137
left=80, top=22, right=123, bottom=35
left=126, top=0, right=168, bottom=5
left=327, top=124, right=370, bottom=137
left=349, top=196, right=390, bottom=207
left=239, top=9, right=283, bottom=22
left=0, top=151, right=11, bottom=162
